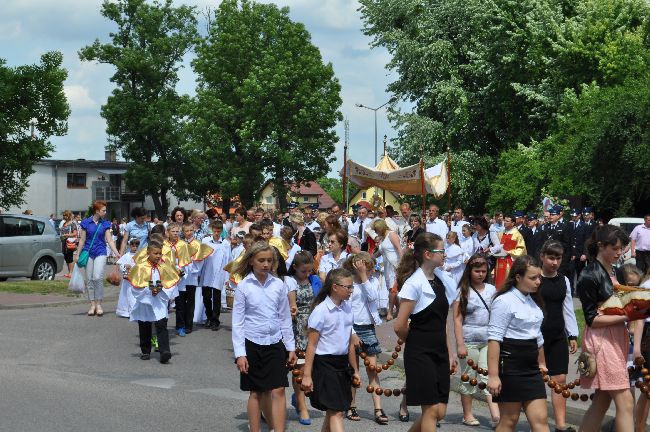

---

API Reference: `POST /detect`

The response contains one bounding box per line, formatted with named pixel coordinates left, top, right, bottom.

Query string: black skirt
left=493, top=338, right=546, bottom=403
left=309, top=354, right=352, bottom=412
left=240, top=339, right=289, bottom=392
left=544, top=336, right=569, bottom=376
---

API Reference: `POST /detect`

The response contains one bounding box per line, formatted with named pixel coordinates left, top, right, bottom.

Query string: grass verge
left=0, top=280, right=75, bottom=296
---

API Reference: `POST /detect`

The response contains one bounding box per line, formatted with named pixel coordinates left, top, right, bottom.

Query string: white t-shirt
left=455, top=284, right=496, bottom=344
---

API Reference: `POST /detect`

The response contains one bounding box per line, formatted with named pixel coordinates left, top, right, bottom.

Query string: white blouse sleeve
left=231, top=285, right=247, bottom=358
left=308, top=305, right=325, bottom=332
left=398, top=277, right=421, bottom=302
left=562, top=276, right=579, bottom=338
left=488, top=296, right=511, bottom=343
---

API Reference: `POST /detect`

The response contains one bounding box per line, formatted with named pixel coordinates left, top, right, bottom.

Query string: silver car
left=0, top=214, right=65, bottom=280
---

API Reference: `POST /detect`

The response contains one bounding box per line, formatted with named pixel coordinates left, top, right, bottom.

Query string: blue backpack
left=308, top=274, right=322, bottom=296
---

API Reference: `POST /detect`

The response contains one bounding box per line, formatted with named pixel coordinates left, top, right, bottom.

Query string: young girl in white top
left=319, top=229, right=349, bottom=282
left=394, top=232, right=458, bottom=431
left=231, top=241, right=296, bottom=432
left=487, top=255, right=549, bottom=432
left=452, top=253, right=500, bottom=427
left=115, top=238, right=139, bottom=318
left=444, top=231, right=466, bottom=284
left=342, top=252, right=387, bottom=425
left=302, top=268, right=360, bottom=432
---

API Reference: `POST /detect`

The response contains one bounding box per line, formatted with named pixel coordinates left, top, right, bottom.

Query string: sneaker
left=140, top=353, right=151, bottom=360
left=152, top=336, right=159, bottom=352
left=177, top=327, right=186, bottom=337
left=160, top=351, right=172, bottom=364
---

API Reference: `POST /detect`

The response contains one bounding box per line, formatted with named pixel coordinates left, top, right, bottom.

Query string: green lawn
left=0, top=280, right=77, bottom=296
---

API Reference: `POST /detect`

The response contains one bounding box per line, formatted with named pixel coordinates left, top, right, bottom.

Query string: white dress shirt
left=200, top=236, right=232, bottom=289
left=306, top=220, right=321, bottom=234
left=348, top=217, right=371, bottom=243
left=488, top=288, right=544, bottom=347
left=350, top=276, right=382, bottom=325
left=426, top=218, right=449, bottom=239
left=560, top=276, right=580, bottom=337
left=308, top=296, right=354, bottom=355
left=231, top=272, right=295, bottom=358
left=398, top=267, right=458, bottom=314
left=319, top=251, right=349, bottom=276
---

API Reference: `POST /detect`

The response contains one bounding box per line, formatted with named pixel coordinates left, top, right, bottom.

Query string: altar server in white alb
left=200, top=219, right=232, bottom=331
left=115, top=238, right=139, bottom=318
left=127, top=239, right=180, bottom=364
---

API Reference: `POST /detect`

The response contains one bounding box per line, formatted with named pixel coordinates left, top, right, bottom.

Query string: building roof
left=37, top=159, right=130, bottom=169
left=260, top=180, right=337, bottom=209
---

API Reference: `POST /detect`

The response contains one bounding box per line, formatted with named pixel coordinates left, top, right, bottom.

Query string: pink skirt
left=580, top=323, right=629, bottom=390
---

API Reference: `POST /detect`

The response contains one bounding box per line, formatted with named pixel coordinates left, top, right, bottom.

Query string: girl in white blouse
left=487, top=255, right=549, bottom=432
left=444, top=231, right=466, bottom=284
left=231, top=242, right=297, bottom=432
left=302, top=268, right=360, bottom=432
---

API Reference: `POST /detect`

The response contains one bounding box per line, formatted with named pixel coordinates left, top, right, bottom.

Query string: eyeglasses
left=334, top=283, right=354, bottom=290
left=428, top=249, right=446, bottom=255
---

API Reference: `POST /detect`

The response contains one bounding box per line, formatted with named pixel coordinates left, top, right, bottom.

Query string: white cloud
left=64, top=84, right=97, bottom=110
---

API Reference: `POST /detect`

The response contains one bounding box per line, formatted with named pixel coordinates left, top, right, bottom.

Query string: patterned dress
left=293, top=281, right=315, bottom=351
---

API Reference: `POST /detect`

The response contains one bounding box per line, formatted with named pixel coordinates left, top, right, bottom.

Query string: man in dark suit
left=566, top=208, right=585, bottom=293
left=576, top=207, right=596, bottom=278
left=526, top=213, right=541, bottom=258
left=514, top=210, right=532, bottom=254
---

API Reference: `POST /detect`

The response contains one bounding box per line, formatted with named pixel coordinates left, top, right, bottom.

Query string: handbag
left=77, top=220, right=101, bottom=268
left=576, top=351, right=597, bottom=378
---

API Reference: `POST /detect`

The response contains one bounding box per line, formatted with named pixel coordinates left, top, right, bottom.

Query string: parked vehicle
left=0, top=214, right=65, bottom=280
left=609, top=217, right=644, bottom=265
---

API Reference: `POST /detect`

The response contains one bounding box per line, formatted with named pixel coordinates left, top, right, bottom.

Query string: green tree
left=316, top=177, right=343, bottom=207
left=0, top=52, right=70, bottom=210
left=79, top=0, right=199, bottom=217
left=188, top=0, right=342, bottom=209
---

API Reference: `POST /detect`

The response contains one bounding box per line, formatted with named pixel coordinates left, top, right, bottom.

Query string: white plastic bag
left=68, top=264, right=86, bottom=294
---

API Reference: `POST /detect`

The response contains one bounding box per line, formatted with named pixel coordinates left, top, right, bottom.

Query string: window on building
left=265, top=196, right=273, bottom=204
left=362, top=192, right=367, bottom=199
left=303, top=196, right=309, bottom=202
left=67, top=173, right=87, bottom=188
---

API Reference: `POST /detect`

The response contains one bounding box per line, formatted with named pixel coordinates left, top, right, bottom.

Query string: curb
left=0, top=286, right=119, bottom=310
left=376, top=349, right=617, bottom=430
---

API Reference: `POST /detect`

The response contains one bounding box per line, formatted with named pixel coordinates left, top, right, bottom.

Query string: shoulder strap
left=470, top=286, right=490, bottom=312
left=87, top=219, right=102, bottom=250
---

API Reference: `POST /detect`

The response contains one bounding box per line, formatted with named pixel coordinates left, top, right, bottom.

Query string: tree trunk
left=275, top=167, right=289, bottom=211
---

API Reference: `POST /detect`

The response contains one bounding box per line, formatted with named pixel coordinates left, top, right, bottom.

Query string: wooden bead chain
left=459, top=358, right=598, bottom=402
left=629, top=356, right=650, bottom=399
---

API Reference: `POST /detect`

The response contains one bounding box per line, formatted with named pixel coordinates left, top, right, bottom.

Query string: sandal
left=462, top=418, right=480, bottom=426
left=346, top=406, right=361, bottom=421
left=398, top=406, right=409, bottom=422
left=374, top=408, right=389, bottom=425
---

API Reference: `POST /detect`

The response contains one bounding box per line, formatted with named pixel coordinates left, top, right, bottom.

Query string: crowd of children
left=104, top=202, right=650, bottom=432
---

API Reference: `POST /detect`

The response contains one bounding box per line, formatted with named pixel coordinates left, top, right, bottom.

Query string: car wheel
left=32, top=258, right=56, bottom=281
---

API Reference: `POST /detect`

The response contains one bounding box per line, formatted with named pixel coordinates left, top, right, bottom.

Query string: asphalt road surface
left=0, top=301, right=539, bottom=432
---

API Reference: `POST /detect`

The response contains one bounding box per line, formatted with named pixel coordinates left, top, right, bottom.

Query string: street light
left=355, top=97, right=395, bottom=166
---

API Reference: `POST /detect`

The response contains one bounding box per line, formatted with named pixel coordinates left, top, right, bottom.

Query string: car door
left=0, top=216, right=41, bottom=275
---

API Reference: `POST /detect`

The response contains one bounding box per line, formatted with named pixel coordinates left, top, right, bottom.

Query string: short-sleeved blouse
left=80, top=217, right=111, bottom=259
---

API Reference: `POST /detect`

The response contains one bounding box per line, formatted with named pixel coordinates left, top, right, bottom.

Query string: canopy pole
left=420, top=158, right=426, bottom=218
left=447, top=144, right=452, bottom=211
left=343, top=119, right=349, bottom=212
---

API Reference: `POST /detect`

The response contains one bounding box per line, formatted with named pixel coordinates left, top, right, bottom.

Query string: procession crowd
left=53, top=199, right=650, bottom=432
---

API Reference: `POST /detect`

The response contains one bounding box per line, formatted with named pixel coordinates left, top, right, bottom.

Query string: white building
left=7, top=150, right=202, bottom=220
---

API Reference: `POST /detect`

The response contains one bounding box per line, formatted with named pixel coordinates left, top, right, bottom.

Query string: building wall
left=348, top=186, right=400, bottom=213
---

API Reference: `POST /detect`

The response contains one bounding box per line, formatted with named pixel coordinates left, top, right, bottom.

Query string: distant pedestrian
left=631, top=214, right=650, bottom=275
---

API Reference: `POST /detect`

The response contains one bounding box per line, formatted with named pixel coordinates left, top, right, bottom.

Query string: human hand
left=580, top=255, right=586, bottom=262
left=457, top=344, right=468, bottom=359
left=569, top=339, right=578, bottom=354
left=351, top=334, right=361, bottom=350
left=236, top=356, right=249, bottom=374
left=290, top=306, right=297, bottom=319
left=539, top=364, right=548, bottom=375
left=449, top=354, right=458, bottom=374
left=487, top=376, right=502, bottom=397
left=300, top=376, right=313, bottom=394
left=353, top=259, right=367, bottom=280
left=287, top=351, right=297, bottom=368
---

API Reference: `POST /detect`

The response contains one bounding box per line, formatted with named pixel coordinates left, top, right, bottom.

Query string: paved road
left=0, top=301, right=546, bottom=432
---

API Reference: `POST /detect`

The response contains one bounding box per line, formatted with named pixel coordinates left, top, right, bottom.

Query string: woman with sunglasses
left=394, top=233, right=458, bottom=431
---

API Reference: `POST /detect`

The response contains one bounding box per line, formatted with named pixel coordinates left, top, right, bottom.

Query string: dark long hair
left=312, top=268, right=353, bottom=310
left=288, top=250, right=314, bottom=276
left=457, top=253, right=489, bottom=319
left=396, top=233, right=443, bottom=290
left=585, top=225, right=629, bottom=259
left=494, top=255, right=543, bottom=309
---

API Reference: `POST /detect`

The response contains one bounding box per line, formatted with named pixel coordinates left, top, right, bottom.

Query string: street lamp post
left=355, top=98, right=393, bottom=166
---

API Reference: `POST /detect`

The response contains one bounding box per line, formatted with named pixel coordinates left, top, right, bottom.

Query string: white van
left=609, top=217, right=644, bottom=264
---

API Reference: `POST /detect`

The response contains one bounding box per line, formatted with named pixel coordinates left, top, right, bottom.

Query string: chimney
left=105, top=148, right=117, bottom=162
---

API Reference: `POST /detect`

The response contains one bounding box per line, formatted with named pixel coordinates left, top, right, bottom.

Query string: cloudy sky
left=3, top=0, right=400, bottom=177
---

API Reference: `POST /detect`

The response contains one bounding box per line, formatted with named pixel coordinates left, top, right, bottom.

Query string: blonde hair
left=317, top=212, right=328, bottom=224
left=289, top=212, right=305, bottom=225
left=371, top=219, right=390, bottom=236
left=342, top=251, right=374, bottom=273
left=232, top=241, right=278, bottom=278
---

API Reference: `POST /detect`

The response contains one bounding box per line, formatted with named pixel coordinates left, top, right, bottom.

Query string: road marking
left=131, top=378, right=175, bottom=389
left=189, top=387, right=249, bottom=401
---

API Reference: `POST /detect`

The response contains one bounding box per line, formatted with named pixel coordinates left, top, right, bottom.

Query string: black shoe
left=140, top=353, right=151, bottom=360
left=556, top=428, right=576, bottom=432
left=211, top=322, right=220, bottom=331
left=204, top=319, right=212, bottom=328
left=160, top=351, right=172, bottom=364
left=186, top=328, right=193, bottom=334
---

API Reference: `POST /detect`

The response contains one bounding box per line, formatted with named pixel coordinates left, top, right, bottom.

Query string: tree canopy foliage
left=0, top=52, right=69, bottom=210
left=361, top=0, right=650, bottom=216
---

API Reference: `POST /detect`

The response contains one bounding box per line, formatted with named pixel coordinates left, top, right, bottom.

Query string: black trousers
left=202, top=286, right=221, bottom=326
left=138, top=318, right=170, bottom=354
left=175, top=285, right=196, bottom=331
left=636, top=250, right=650, bottom=275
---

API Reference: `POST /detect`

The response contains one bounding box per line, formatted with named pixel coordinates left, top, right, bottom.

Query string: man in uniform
left=514, top=210, right=532, bottom=255
left=526, top=213, right=540, bottom=257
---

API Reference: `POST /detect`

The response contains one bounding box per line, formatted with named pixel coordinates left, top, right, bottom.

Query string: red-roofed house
left=258, top=180, right=337, bottom=211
